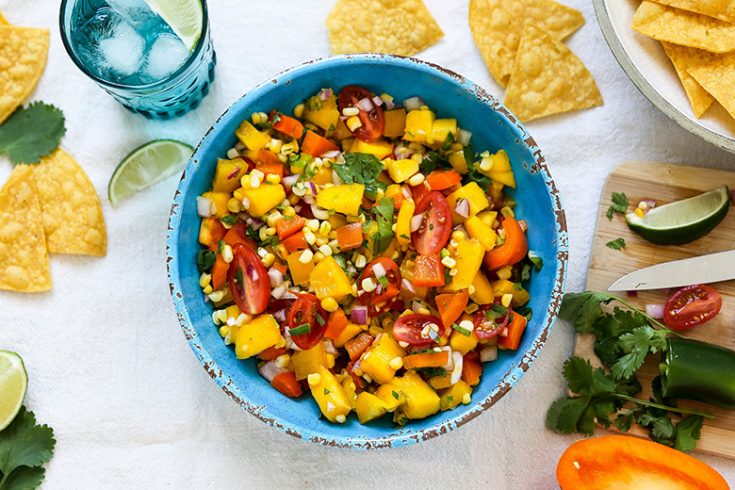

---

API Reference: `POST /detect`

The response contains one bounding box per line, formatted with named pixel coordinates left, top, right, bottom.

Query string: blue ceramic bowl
left=167, top=54, right=568, bottom=449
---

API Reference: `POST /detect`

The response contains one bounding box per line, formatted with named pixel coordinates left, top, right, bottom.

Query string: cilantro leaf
left=611, top=326, right=669, bottom=380
left=559, top=292, right=616, bottom=333
left=0, top=407, right=56, bottom=489
left=0, top=103, right=66, bottom=164
left=652, top=416, right=675, bottom=440
left=2, top=466, right=46, bottom=490
left=606, top=237, right=626, bottom=250
left=463, top=157, right=492, bottom=189
left=562, top=357, right=616, bottom=396
left=419, top=151, right=451, bottom=175
left=196, top=250, right=216, bottom=273
left=370, top=197, right=394, bottom=256
left=675, top=416, right=704, bottom=452
left=335, top=153, right=386, bottom=199
left=545, top=396, right=591, bottom=434
left=606, top=192, right=629, bottom=220
left=615, top=412, right=634, bottom=432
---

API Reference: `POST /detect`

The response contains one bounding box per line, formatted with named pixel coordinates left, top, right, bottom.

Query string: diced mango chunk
left=360, top=333, right=406, bottom=384
left=292, top=342, right=327, bottom=380
left=439, top=380, right=472, bottom=411
left=471, top=272, right=494, bottom=305
left=352, top=139, right=394, bottom=160
left=447, top=238, right=485, bottom=291
left=464, top=216, right=497, bottom=251
left=287, top=252, right=314, bottom=286
left=236, top=120, right=270, bottom=151
left=450, top=326, right=479, bottom=355
left=390, top=371, right=440, bottom=419
left=212, top=158, right=247, bottom=193
left=308, top=366, right=351, bottom=423
left=404, top=109, right=435, bottom=144
left=355, top=392, right=388, bottom=424
left=431, top=118, right=458, bottom=144
left=396, top=198, right=416, bottom=247
left=242, top=183, right=286, bottom=218
left=386, top=158, right=419, bottom=183
left=334, top=322, right=363, bottom=348
left=447, top=182, right=490, bottom=218
left=375, top=383, right=407, bottom=412
left=316, top=184, right=364, bottom=215
left=234, top=315, right=285, bottom=359
left=383, top=108, right=407, bottom=138
left=304, top=93, right=340, bottom=131
left=448, top=150, right=469, bottom=174
left=493, top=279, right=531, bottom=307
left=309, top=256, right=353, bottom=300
left=201, top=191, right=230, bottom=219
left=483, top=150, right=516, bottom=188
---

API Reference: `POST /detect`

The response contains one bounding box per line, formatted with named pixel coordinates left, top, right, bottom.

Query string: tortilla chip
left=468, top=0, right=585, bottom=87
left=33, top=149, right=107, bottom=257
left=0, top=26, right=49, bottom=124
left=0, top=165, right=51, bottom=292
left=661, top=42, right=716, bottom=117
left=651, top=0, right=735, bottom=24
left=689, top=52, right=735, bottom=120
left=504, top=23, right=603, bottom=122
left=632, top=1, right=735, bottom=53
left=326, top=0, right=443, bottom=56
left=0, top=11, right=9, bottom=25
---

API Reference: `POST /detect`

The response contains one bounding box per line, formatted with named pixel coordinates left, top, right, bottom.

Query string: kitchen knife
left=608, top=250, right=735, bottom=291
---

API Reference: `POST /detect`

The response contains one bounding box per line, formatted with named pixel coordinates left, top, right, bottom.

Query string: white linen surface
left=1, top=0, right=734, bottom=487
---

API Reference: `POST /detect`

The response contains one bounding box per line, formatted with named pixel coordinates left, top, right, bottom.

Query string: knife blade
left=608, top=250, right=735, bottom=291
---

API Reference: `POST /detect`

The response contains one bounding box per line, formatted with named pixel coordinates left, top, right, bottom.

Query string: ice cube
left=106, top=0, right=152, bottom=24
left=143, top=34, right=189, bottom=81
left=98, top=20, right=145, bottom=77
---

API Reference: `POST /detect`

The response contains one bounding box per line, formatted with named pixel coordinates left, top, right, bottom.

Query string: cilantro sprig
left=334, top=153, right=386, bottom=199
left=0, top=103, right=66, bottom=164
left=606, top=237, right=626, bottom=250
left=0, top=407, right=56, bottom=489
left=368, top=197, right=395, bottom=256
left=547, top=291, right=713, bottom=452
left=606, top=192, right=629, bottom=220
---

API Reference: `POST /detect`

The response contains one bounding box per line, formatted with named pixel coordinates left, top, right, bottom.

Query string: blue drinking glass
left=59, top=0, right=216, bottom=120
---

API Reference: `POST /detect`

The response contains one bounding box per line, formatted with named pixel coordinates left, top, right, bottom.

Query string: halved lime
left=108, top=139, right=193, bottom=208
left=0, top=351, right=28, bottom=431
left=626, top=186, right=731, bottom=245
left=144, top=0, right=203, bottom=52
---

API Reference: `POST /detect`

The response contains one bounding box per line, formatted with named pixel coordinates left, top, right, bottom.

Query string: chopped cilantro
left=334, top=153, right=386, bottom=199
left=606, top=192, right=629, bottom=220
left=221, top=214, right=238, bottom=226
left=528, top=252, right=543, bottom=271
left=419, top=151, right=451, bottom=175
left=0, top=102, right=66, bottom=164
left=370, top=197, right=395, bottom=256
left=417, top=367, right=447, bottom=378
left=324, top=388, right=330, bottom=395
left=316, top=314, right=326, bottom=326
left=218, top=240, right=226, bottom=253
left=606, top=237, right=626, bottom=250
left=196, top=250, right=216, bottom=273
left=392, top=390, right=400, bottom=400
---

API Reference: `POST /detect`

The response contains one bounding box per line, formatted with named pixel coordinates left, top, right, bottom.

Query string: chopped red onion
left=226, top=167, right=241, bottom=180
left=401, top=278, right=415, bottom=293
left=351, top=306, right=368, bottom=325
left=372, top=262, right=387, bottom=278
left=411, top=300, right=423, bottom=312
left=384, top=98, right=395, bottom=110
left=458, top=128, right=472, bottom=146
left=311, top=204, right=329, bottom=220
left=411, top=214, right=424, bottom=232
left=319, top=88, right=332, bottom=100
left=307, top=182, right=318, bottom=195
left=274, top=309, right=287, bottom=323
left=450, top=351, right=464, bottom=385
left=268, top=268, right=284, bottom=287
left=282, top=174, right=299, bottom=187
left=403, top=96, right=424, bottom=111
left=321, top=150, right=341, bottom=159
left=247, top=217, right=265, bottom=230
left=372, top=95, right=383, bottom=107
left=332, top=171, right=344, bottom=185
left=646, top=303, right=665, bottom=319
left=258, top=360, right=285, bottom=383
left=480, top=345, right=498, bottom=362
left=455, top=198, right=470, bottom=218
left=356, top=97, right=374, bottom=112
left=196, top=196, right=215, bottom=217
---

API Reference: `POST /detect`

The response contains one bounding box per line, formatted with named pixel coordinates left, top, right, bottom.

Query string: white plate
left=594, top=0, right=735, bottom=153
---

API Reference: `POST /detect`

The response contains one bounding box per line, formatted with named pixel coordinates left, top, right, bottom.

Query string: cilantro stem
left=0, top=472, right=8, bottom=489
left=615, top=393, right=715, bottom=419
left=610, top=296, right=671, bottom=331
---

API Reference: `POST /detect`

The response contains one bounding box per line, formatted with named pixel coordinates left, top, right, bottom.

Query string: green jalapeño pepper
left=663, top=337, right=735, bottom=409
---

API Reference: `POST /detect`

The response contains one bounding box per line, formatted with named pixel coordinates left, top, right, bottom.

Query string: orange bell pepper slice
left=484, top=217, right=528, bottom=270
left=254, top=148, right=283, bottom=167
left=426, top=169, right=461, bottom=191
left=301, top=130, right=339, bottom=157
left=199, top=217, right=226, bottom=250
left=271, top=371, right=303, bottom=398
left=557, top=435, right=729, bottom=490
left=462, top=351, right=482, bottom=386
left=435, top=291, right=469, bottom=328
left=275, top=215, right=306, bottom=240
left=403, top=350, right=449, bottom=370
left=498, top=311, right=528, bottom=350
left=282, top=231, right=308, bottom=253
left=413, top=254, right=445, bottom=288
left=345, top=333, right=374, bottom=361
left=336, top=223, right=364, bottom=251
left=258, top=346, right=287, bottom=361
left=272, top=113, right=305, bottom=140
left=211, top=254, right=229, bottom=290
left=324, top=309, right=349, bottom=341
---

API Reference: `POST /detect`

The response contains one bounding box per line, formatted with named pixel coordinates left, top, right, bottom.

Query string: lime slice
left=108, top=139, right=193, bottom=208
left=144, top=0, right=203, bottom=52
left=626, top=186, right=731, bottom=245
left=0, top=351, right=28, bottom=431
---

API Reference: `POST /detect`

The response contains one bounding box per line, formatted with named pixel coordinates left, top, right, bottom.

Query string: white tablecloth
left=2, top=0, right=734, bottom=487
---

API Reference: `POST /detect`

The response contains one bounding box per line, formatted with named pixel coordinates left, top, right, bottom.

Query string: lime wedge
left=144, top=0, right=203, bottom=51
left=108, top=139, right=193, bottom=208
left=0, top=351, right=28, bottom=431
left=626, top=186, right=731, bottom=245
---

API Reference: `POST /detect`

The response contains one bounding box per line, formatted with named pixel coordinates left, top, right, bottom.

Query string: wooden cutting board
left=575, top=161, right=735, bottom=459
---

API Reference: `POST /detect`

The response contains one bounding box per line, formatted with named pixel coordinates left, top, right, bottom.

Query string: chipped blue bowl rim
left=166, top=54, right=568, bottom=449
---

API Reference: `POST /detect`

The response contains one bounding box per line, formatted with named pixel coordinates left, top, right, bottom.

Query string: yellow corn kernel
left=496, top=265, right=513, bottom=281
left=199, top=273, right=212, bottom=288
left=321, top=296, right=339, bottom=312
left=346, top=116, right=363, bottom=131
left=261, top=253, right=275, bottom=268
left=293, top=103, right=305, bottom=118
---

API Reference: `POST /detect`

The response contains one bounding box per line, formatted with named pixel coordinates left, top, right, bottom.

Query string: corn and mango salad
left=195, top=85, right=540, bottom=425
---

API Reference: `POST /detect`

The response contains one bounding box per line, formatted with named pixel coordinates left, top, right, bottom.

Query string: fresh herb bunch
left=0, top=408, right=56, bottom=489
left=546, top=291, right=712, bottom=452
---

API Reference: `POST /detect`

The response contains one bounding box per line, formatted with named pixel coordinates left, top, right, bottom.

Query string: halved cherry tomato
left=358, top=257, right=402, bottom=316
left=287, top=293, right=328, bottom=350
left=664, top=285, right=722, bottom=331
left=473, top=304, right=512, bottom=340
left=228, top=245, right=270, bottom=315
left=392, top=313, right=445, bottom=348
left=345, top=333, right=374, bottom=361
left=337, top=85, right=384, bottom=141
left=411, top=191, right=452, bottom=256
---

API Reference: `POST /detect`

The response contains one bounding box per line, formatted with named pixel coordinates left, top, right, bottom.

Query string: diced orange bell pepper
left=282, top=231, right=308, bottom=253
left=345, top=333, right=374, bottom=361
left=403, top=351, right=449, bottom=370
left=324, top=309, right=349, bottom=341
left=257, top=162, right=284, bottom=177
left=199, top=217, right=226, bottom=250
left=271, top=371, right=303, bottom=398
left=223, top=223, right=257, bottom=249
left=252, top=148, right=282, bottom=167
left=272, top=113, right=305, bottom=140
left=435, top=291, right=469, bottom=328
left=275, top=215, right=306, bottom=240
left=413, top=255, right=445, bottom=288
left=426, top=170, right=461, bottom=191
left=301, top=130, right=339, bottom=157
left=462, top=351, right=482, bottom=386
left=484, top=217, right=528, bottom=270
left=258, top=346, right=287, bottom=361
left=211, top=254, right=229, bottom=290
left=336, top=223, right=364, bottom=251
left=498, top=312, right=528, bottom=350
left=557, top=435, right=729, bottom=490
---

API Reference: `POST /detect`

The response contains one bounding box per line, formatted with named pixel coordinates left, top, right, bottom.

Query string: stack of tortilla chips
left=632, top=1, right=735, bottom=119
left=469, top=0, right=603, bottom=122
left=0, top=13, right=107, bottom=293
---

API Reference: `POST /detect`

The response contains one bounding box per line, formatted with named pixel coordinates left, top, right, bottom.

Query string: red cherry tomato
left=358, top=257, right=402, bottom=316
left=411, top=191, right=452, bottom=256
left=392, top=314, right=445, bottom=348
left=664, top=285, right=722, bottom=331
left=287, top=293, right=328, bottom=350
left=337, top=85, right=384, bottom=141
left=228, top=245, right=270, bottom=315
left=473, top=304, right=512, bottom=340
